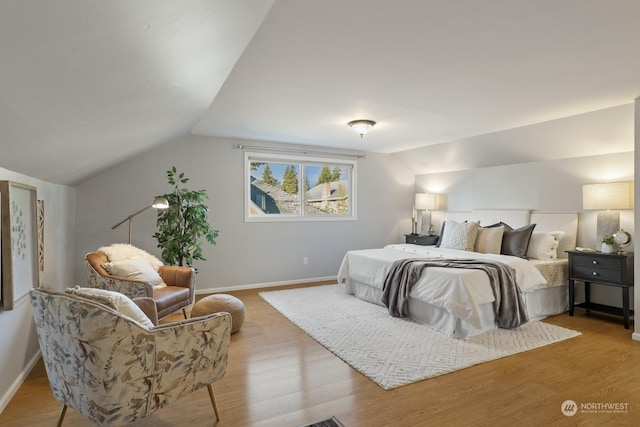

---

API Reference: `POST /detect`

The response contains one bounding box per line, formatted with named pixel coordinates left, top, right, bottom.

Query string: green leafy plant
left=602, top=235, right=614, bottom=245
left=154, top=167, right=219, bottom=267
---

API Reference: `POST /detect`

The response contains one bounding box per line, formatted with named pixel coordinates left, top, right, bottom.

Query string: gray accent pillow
left=435, top=222, right=447, bottom=247
left=488, top=222, right=536, bottom=259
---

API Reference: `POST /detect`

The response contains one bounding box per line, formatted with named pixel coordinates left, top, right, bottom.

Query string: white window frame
left=244, top=151, right=358, bottom=222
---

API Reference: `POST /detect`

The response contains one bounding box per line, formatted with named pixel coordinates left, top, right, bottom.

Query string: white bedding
left=337, top=244, right=548, bottom=330
left=336, top=211, right=577, bottom=337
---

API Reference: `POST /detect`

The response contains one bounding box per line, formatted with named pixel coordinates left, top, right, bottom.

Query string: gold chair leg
left=57, top=404, right=67, bottom=427
left=182, top=308, right=188, bottom=319
left=207, top=384, right=220, bottom=421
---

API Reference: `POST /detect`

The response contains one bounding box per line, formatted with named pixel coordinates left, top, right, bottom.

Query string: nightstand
left=405, top=234, right=439, bottom=246
left=567, top=250, right=634, bottom=328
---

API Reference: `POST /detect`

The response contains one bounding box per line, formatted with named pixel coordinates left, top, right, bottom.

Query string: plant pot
left=601, top=243, right=614, bottom=253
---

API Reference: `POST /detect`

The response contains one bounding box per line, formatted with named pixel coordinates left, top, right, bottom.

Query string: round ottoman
left=191, top=294, right=245, bottom=334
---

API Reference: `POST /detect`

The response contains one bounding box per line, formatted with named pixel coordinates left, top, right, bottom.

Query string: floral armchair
left=86, top=247, right=195, bottom=321
left=30, top=288, right=231, bottom=426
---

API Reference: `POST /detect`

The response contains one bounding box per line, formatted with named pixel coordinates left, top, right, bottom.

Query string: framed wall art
left=38, top=199, right=44, bottom=271
left=0, top=181, right=39, bottom=311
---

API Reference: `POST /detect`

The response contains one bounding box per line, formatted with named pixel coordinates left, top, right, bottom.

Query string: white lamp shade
left=415, top=192, right=436, bottom=210
left=583, top=182, right=634, bottom=210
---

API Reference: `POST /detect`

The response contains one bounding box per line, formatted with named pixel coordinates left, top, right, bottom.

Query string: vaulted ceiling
left=1, top=1, right=638, bottom=185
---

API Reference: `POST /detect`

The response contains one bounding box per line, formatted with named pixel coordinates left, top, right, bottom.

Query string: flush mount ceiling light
left=348, top=119, right=376, bottom=138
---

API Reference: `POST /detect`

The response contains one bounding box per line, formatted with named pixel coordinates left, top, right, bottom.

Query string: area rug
left=259, top=284, right=581, bottom=390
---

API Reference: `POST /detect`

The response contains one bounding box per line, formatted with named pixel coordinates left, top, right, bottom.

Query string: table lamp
left=582, top=182, right=633, bottom=248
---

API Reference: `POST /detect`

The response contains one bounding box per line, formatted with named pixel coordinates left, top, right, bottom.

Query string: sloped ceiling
left=0, top=1, right=638, bottom=185
left=0, top=0, right=274, bottom=185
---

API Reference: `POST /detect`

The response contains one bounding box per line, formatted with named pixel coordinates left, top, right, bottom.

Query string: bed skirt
left=342, top=279, right=568, bottom=339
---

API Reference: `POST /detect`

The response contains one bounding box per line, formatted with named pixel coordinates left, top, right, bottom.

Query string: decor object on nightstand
left=613, top=229, right=632, bottom=254
left=601, top=235, right=614, bottom=253
left=154, top=167, right=219, bottom=267
left=112, top=196, right=169, bottom=244
left=583, top=181, right=633, bottom=246
left=410, top=206, right=418, bottom=235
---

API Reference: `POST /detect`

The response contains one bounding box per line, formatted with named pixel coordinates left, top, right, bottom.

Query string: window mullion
left=300, top=164, right=305, bottom=217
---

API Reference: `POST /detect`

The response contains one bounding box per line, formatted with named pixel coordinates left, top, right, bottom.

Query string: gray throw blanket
left=381, top=258, right=528, bottom=329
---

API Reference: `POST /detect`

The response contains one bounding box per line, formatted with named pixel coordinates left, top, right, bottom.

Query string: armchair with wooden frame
left=85, top=250, right=195, bottom=322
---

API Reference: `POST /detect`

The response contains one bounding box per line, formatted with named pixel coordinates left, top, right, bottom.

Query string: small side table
left=567, top=250, right=634, bottom=329
left=405, top=234, right=439, bottom=246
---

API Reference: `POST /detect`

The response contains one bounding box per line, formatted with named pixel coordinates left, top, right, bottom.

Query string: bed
left=337, top=210, right=578, bottom=338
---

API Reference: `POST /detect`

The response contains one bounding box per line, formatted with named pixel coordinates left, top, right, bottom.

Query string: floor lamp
left=112, top=196, right=170, bottom=244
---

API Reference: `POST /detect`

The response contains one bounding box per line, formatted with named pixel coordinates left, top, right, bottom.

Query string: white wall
left=0, top=168, right=75, bottom=413
left=74, top=135, right=414, bottom=291
left=394, top=103, right=634, bottom=175
left=415, top=152, right=634, bottom=308
left=416, top=152, right=634, bottom=248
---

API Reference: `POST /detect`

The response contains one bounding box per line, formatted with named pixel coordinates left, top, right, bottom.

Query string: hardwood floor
left=2, top=281, right=639, bottom=426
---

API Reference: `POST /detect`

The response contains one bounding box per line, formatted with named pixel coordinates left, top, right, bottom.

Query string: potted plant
left=154, top=167, right=219, bottom=267
left=601, top=235, right=614, bottom=253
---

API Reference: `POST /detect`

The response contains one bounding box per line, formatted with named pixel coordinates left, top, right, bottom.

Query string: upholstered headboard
left=444, top=209, right=530, bottom=228
left=432, top=210, right=578, bottom=258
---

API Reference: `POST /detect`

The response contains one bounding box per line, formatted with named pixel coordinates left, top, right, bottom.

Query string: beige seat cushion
left=153, top=286, right=191, bottom=318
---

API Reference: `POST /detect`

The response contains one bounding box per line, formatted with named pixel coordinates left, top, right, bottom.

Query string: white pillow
left=102, top=257, right=165, bottom=287
left=439, top=220, right=480, bottom=251
left=526, top=231, right=564, bottom=260
left=475, top=226, right=504, bottom=254
left=66, top=286, right=154, bottom=329
left=97, top=243, right=164, bottom=271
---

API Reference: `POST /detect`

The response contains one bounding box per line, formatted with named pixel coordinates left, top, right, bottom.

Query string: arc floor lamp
left=112, top=196, right=169, bottom=244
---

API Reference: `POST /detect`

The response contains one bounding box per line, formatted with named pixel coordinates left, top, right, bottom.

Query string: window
left=244, top=152, right=357, bottom=221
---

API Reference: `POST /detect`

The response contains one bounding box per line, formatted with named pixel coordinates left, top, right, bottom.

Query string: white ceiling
left=0, top=0, right=273, bottom=185
left=0, top=1, right=638, bottom=185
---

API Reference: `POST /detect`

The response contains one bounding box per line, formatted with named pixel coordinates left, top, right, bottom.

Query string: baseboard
left=195, top=276, right=336, bottom=295
left=0, top=349, right=42, bottom=414
left=632, top=332, right=640, bottom=342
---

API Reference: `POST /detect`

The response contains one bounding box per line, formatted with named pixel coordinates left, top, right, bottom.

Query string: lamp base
left=420, top=211, right=432, bottom=236
left=596, top=211, right=619, bottom=248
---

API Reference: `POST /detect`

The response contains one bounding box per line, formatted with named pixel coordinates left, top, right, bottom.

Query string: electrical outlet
left=303, top=257, right=308, bottom=265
